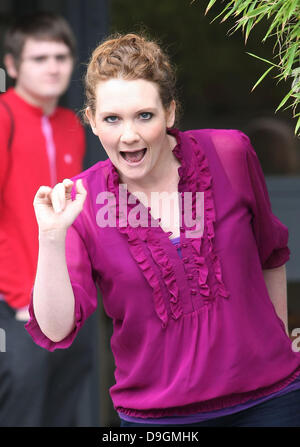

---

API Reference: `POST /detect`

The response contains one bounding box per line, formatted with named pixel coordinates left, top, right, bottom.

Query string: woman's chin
left=120, top=169, right=146, bottom=182
left=116, top=155, right=149, bottom=182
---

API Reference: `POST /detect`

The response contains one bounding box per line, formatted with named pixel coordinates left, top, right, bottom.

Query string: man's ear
left=166, top=99, right=176, bottom=128
left=85, top=107, right=98, bottom=135
left=4, top=54, right=18, bottom=79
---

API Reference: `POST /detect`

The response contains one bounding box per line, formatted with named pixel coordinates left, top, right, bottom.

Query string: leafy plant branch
left=192, top=0, right=300, bottom=135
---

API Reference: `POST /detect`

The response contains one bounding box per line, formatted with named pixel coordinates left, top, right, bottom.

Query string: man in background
left=0, top=12, right=93, bottom=426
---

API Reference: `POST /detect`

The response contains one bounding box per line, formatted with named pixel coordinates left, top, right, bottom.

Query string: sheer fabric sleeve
left=241, top=131, right=290, bottom=269
left=209, top=128, right=290, bottom=270
left=25, top=224, right=98, bottom=351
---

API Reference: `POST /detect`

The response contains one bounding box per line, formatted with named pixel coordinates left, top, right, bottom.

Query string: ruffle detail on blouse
left=120, top=226, right=169, bottom=328
left=107, top=164, right=182, bottom=329
left=145, top=231, right=183, bottom=322
left=187, top=134, right=230, bottom=301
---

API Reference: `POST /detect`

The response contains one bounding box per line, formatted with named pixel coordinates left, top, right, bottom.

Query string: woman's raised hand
left=33, top=178, right=87, bottom=235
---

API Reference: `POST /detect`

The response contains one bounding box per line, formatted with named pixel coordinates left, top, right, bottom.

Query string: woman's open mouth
left=120, top=148, right=147, bottom=165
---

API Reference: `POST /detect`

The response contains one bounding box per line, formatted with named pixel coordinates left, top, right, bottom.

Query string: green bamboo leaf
left=220, top=7, right=238, bottom=23
left=288, top=25, right=300, bottom=43
left=244, top=19, right=254, bottom=43
left=234, top=2, right=251, bottom=17
left=240, top=4, right=272, bottom=19
left=280, top=45, right=299, bottom=80
left=208, top=1, right=235, bottom=24
left=275, top=90, right=294, bottom=113
left=251, top=66, right=275, bottom=92
left=247, top=1, right=259, bottom=14
left=253, top=11, right=269, bottom=27
left=246, top=52, right=280, bottom=68
left=262, top=17, right=280, bottom=42
left=292, top=70, right=300, bottom=93
left=286, top=43, right=298, bottom=74
left=204, top=0, right=218, bottom=16
left=287, top=0, right=299, bottom=20
left=204, top=0, right=300, bottom=126
left=263, top=29, right=278, bottom=42
left=295, top=116, right=300, bottom=136
left=281, top=102, right=296, bottom=113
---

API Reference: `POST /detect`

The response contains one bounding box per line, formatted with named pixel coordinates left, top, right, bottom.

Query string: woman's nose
left=120, top=123, right=140, bottom=144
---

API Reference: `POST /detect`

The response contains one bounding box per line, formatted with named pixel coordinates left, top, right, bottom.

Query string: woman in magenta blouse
left=25, top=32, right=300, bottom=427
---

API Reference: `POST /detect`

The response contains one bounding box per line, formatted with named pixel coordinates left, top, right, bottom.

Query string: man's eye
left=56, top=55, right=70, bottom=62
left=33, top=56, right=47, bottom=63
left=104, top=116, right=118, bottom=123
left=140, top=112, right=153, bottom=120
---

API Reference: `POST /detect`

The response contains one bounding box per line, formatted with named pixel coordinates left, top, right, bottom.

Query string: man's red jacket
left=0, top=88, right=85, bottom=309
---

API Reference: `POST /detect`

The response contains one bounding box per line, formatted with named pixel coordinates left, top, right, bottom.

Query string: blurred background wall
left=1, top=0, right=299, bottom=427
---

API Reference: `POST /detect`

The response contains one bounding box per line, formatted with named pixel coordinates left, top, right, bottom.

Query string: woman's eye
left=104, top=116, right=118, bottom=123
left=140, top=112, right=153, bottom=120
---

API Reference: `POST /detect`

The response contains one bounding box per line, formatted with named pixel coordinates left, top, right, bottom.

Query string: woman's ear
left=85, top=107, right=98, bottom=135
left=4, top=54, right=18, bottom=79
left=166, top=100, right=176, bottom=128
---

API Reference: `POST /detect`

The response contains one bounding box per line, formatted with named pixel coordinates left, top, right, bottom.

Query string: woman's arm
left=33, top=230, right=76, bottom=342
left=32, top=179, right=87, bottom=342
left=262, top=264, right=289, bottom=335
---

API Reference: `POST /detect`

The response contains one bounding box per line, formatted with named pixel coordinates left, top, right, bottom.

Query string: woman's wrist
left=38, top=228, right=67, bottom=243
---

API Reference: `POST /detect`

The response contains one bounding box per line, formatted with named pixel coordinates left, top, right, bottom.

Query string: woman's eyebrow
left=99, top=107, right=158, bottom=115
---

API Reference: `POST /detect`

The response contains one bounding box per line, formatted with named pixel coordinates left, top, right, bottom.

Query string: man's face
left=14, top=38, right=73, bottom=102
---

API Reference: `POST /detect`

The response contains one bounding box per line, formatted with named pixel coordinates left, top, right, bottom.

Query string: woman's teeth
left=121, top=148, right=147, bottom=163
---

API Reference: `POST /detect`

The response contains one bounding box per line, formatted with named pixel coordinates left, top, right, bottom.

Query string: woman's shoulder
left=185, top=128, right=251, bottom=155
left=184, top=129, right=254, bottom=192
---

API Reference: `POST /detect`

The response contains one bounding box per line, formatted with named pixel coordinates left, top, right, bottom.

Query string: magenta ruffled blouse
left=25, top=128, right=300, bottom=418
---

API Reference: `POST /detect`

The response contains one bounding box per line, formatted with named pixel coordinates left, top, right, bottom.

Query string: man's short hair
left=4, top=12, right=77, bottom=65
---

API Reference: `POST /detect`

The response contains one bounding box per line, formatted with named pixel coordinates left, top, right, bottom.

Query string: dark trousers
left=0, top=300, right=97, bottom=427
left=120, top=389, right=300, bottom=427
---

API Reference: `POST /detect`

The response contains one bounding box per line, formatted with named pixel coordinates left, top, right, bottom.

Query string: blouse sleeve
left=25, top=223, right=98, bottom=352
left=242, top=131, right=290, bottom=269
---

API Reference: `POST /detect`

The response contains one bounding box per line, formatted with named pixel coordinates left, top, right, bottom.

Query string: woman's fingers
left=33, top=179, right=86, bottom=232
left=51, top=183, right=65, bottom=214
left=50, top=179, right=74, bottom=213
left=34, top=186, right=52, bottom=204
left=60, top=179, right=74, bottom=210
left=35, top=179, right=86, bottom=217
left=74, top=179, right=87, bottom=206
left=62, top=178, right=74, bottom=190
